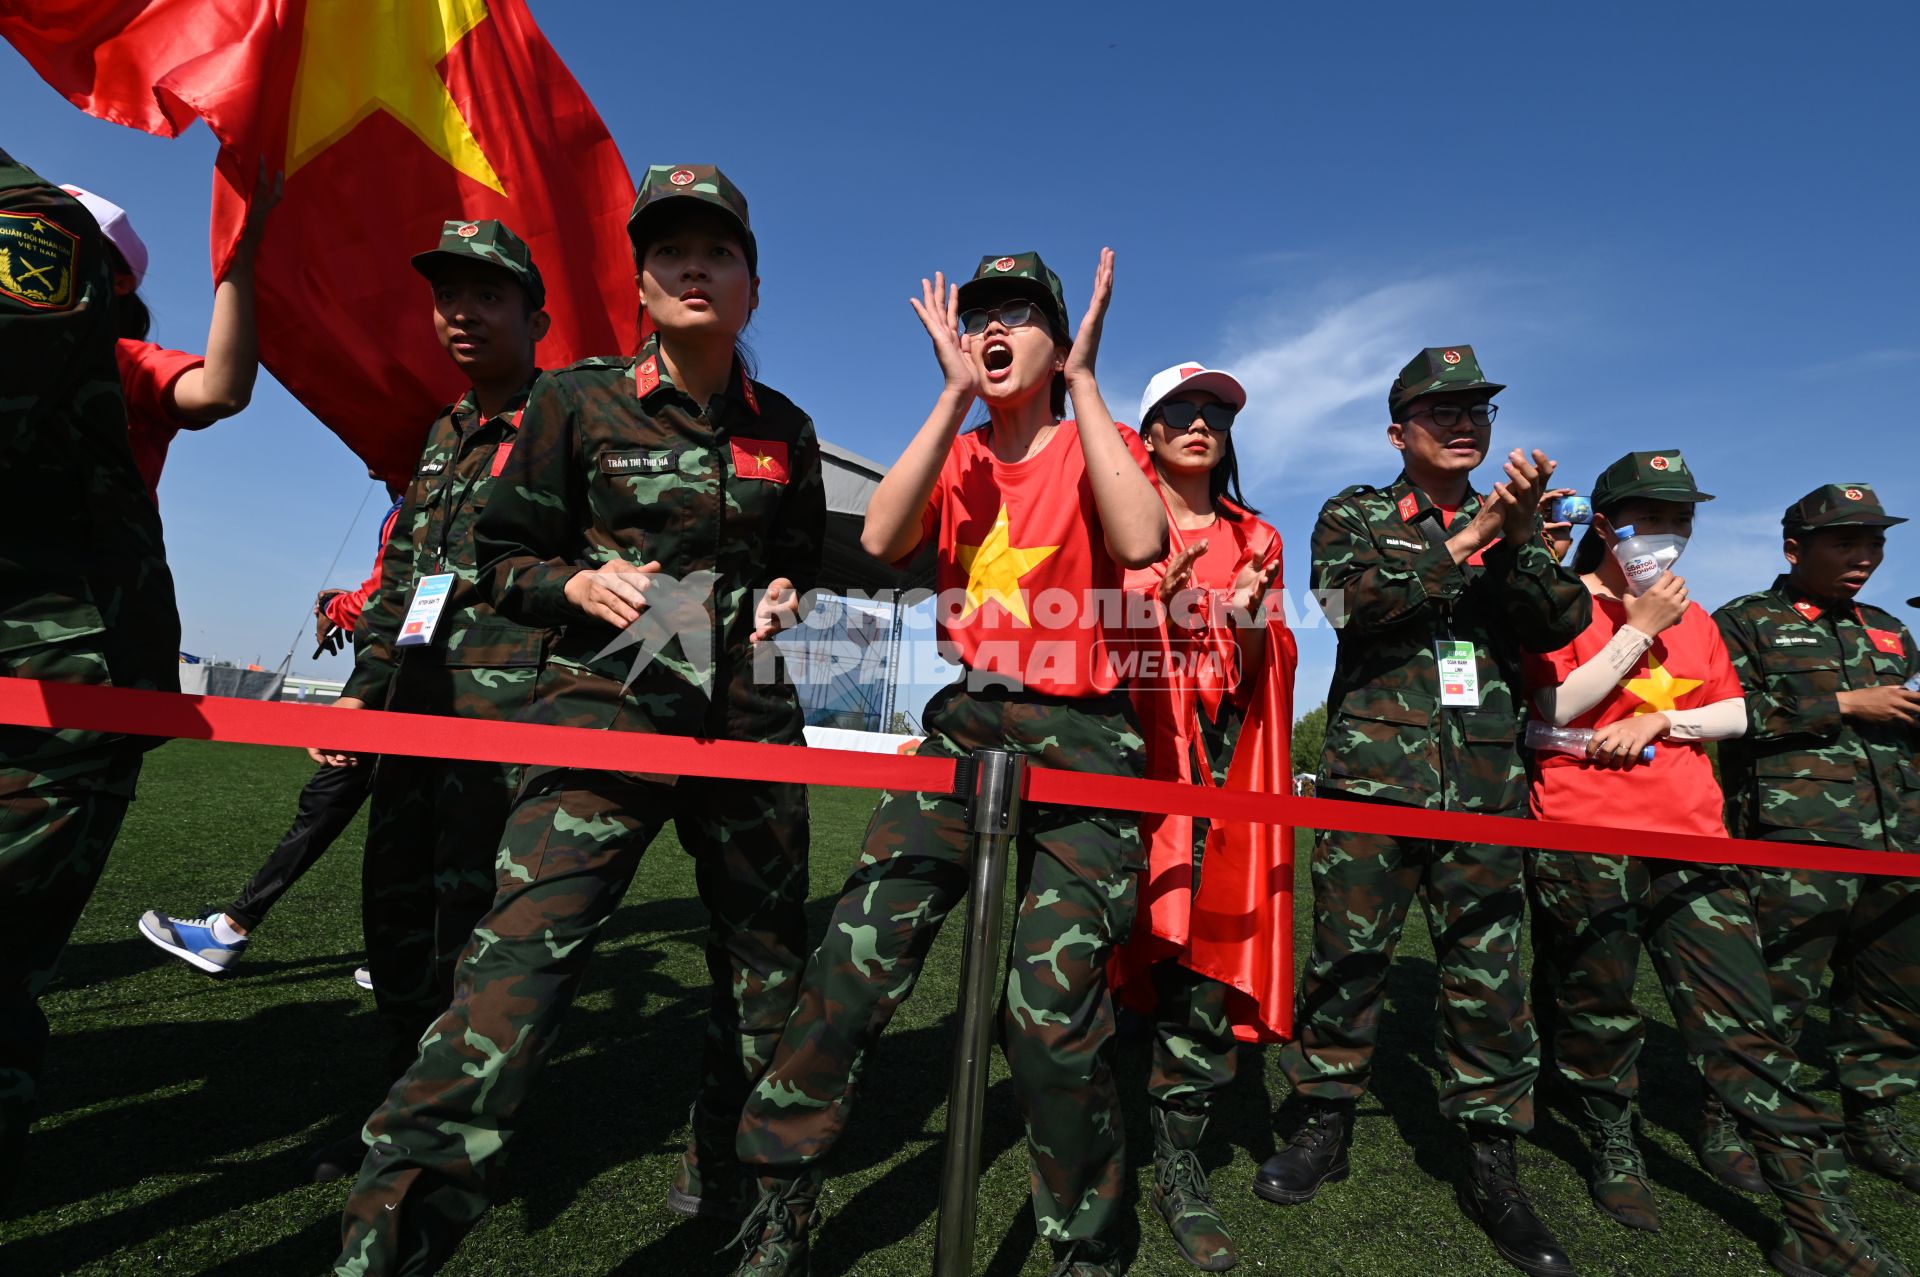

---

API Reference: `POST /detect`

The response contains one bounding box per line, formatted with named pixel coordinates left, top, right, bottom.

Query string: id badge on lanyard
left=1435, top=639, right=1482, bottom=707
left=397, top=573, right=455, bottom=647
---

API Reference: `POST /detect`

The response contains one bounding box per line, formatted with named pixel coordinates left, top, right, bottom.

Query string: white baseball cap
left=1138, top=361, right=1247, bottom=426
left=59, top=185, right=149, bottom=287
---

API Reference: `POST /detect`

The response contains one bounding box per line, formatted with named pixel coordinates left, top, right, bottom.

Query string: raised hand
left=1499, top=448, right=1556, bottom=544
left=1156, top=541, right=1206, bottom=607
left=1623, top=572, right=1689, bottom=636
left=907, top=272, right=977, bottom=398
left=1061, top=247, right=1114, bottom=384
left=1227, top=550, right=1283, bottom=621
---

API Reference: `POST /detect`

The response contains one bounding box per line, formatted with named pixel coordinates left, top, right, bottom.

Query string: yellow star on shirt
left=1619, top=654, right=1702, bottom=715
left=956, top=506, right=1059, bottom=626
left=287, top=0, right=507, bottom=194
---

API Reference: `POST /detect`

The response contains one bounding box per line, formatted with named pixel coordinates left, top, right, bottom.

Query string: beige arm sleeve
left=1534, top=625, right=1655, bottom=725
left=1663, top=696, right=1748, bottom=742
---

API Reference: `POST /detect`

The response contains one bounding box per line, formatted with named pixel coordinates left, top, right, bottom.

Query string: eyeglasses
left=1156, top=401, right=1238, bottom=433
left=959, top=301, right=1049, bottom=336
left=1411, top=401, right=1498, bottom=429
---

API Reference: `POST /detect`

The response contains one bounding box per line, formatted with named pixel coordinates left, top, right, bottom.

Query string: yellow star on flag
left=287, top=0, right=507, bottom=194
left=956, top=506, right=1059, bottom=625
left=1619, top=654, right=1702, bottom=715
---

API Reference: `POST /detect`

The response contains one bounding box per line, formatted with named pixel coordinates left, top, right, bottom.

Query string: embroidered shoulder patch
left=0, top=210, right=80, bottom=311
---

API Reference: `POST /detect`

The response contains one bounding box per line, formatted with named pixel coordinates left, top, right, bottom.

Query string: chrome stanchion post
left=932, top=748, right=1026, bottom=1277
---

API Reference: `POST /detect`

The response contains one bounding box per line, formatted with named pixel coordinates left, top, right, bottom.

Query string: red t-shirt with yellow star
left=1523, top=598, right=1742, bottom=836
left=916, top=420, right=1134, bottom=697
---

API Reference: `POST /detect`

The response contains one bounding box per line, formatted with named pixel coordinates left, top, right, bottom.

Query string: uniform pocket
left=442, top=621, right=546, bottom=669
left=1323, top=687, right=1438, bottom=798
left=1753, top=755, right=1864, bottom=833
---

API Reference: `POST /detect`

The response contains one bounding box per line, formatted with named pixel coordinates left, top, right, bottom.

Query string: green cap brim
left=626, top=198, right=757, bottom=269
left=1392, top=381, right=1506, bottom=415
left=409, top=249, right=542, bottom=306
left=1790, top=513, right=1909, bottom=531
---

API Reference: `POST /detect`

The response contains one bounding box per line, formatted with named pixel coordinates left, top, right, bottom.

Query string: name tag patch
left=601, top=450, right=676, bottom=475
left=418, top=459, right=448, bottom=476
left=1771, top=635, right=1820, bottom=647
left=1381, top=536, right=1426, bottom=551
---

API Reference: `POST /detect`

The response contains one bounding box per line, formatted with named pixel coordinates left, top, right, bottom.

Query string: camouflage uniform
left=1279, top=432, right=1591, bottom=1129
left=0, top=149, right=180, bottom=1197
left=734, top=681, right=1147, bottom=1245
left=339, top=220, right=555, bottom=1069
left=333, top=168, right=825, bottom=1277
left=1716, top=484, right=1920, bottom=1182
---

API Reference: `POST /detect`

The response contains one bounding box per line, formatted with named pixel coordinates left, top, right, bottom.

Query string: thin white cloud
left=1217, top=276, right=1485, bottom=493
left=1799, top=348, right=1920, bottom=379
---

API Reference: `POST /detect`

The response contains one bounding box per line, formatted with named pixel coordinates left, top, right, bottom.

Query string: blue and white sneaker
left=138, top=909, right=248, bottom=975
left=352, top=966, right=373, bottom=990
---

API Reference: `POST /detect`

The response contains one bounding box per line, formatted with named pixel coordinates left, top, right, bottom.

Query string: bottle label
left=1622, top=554, right=1662, bottom=590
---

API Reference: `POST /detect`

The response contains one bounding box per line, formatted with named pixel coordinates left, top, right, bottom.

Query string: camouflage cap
left=626, top=164, right=756, bottom=273
left=1591, top=449, right=1715, bottom=509
left=1782, top=483, right=1908, bottom=534
left=1388, top=345, right=1506, bottom=417
left=410, top=219, right=545, bottom=309
left=955, top=252, right=1071, bottom=344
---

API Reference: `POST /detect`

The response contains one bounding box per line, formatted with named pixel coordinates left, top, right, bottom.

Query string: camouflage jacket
left=0, top=148, right=180, bottom=792
left=1312, top=472, right=1591, bottom=813
left=1714, top=576, right=1920, bottom=851
left=475, top=335, right=824, bottom=744
left=342, top=377, right=554, bottom=721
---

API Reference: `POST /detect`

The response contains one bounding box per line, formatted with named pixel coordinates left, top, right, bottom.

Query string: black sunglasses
left=959, top=301, right=1048, bottom=336
left=1412, top=401, right=1498, bottom=429
left=1156, top=401, right=1238, bottom=433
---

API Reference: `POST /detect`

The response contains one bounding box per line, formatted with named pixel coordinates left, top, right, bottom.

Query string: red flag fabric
left=1523, top=599, right=1742, bottom=838
left=1, top=0, right=639, bottom=483
left=1111, top=460, right=1297, bottom=1043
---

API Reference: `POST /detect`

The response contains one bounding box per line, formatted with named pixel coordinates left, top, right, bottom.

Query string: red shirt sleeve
left=116, top=340, right=206, bottom=431
left=323, top=505, right=402, bottom=633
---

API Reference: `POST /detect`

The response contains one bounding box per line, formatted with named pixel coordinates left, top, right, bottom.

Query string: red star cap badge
left=456, top=223, right=480, bottom=238
left=1442, top=349, right=1462, bottom=365
left=669, top=169, right=696, bottom=186
left=993, top=257, right=1016, bottom=271
left=1650, top=455, right=1670, bottom=471
left=1845, top=488, right=1864, bottom=500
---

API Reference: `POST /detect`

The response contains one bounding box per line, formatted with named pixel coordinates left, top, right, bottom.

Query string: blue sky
left=6, top=1, right=1916, bottom=716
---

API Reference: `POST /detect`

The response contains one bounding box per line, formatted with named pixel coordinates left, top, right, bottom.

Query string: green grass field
left=2, top=739, right=1915, bottom=1276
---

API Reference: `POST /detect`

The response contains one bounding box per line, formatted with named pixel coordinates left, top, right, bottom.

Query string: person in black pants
left=137, top=491, right=400, bottom=979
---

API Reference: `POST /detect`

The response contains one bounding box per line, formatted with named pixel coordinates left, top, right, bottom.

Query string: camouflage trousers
left=1280, top=805, right=1537, bottom=1132
left=1149, top=704, right=1241, bottom=1114
left=1746, top=863, right=1920, bottom=1103
left=362, top=754, right=520, bottom=1074
left=1526, top=850, right=1833, bottom=1141
left=0, top=743, right=140, bottom=1202
left=334, top=765, right=809, bottom=1276
left=736, top=683, right=1145, bottom=1244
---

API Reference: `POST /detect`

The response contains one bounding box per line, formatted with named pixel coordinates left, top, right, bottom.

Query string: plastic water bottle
left=1905, top=673, right=1920, bottom=692
left=1611, top=524, right=1665, bottom=597
left=1526, top=721, right=1655, bottom=763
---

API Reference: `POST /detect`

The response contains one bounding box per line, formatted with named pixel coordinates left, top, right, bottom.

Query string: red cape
left=1111, top=491, right=1297, bottom=1042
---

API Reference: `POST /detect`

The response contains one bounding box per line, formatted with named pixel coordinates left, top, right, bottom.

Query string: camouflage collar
left=449, top=373, right=539, bottom=431
left=1389, top=471, right=1482, bottom=526
left=632, top=333, right=760, bottom=417
left=1773, top=573, right=1873, bottom=625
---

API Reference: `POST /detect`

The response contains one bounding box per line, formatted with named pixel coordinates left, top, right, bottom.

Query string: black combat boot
left=730, top=1172, right=818, bottom=1277
left=1456, top=1129, right=1575, bottom=1277
left=1699, top=1093, right=1766, bottom=1193
left=1842, top=1093, right=1920, bottom=1193
left=1252, top=1101, right=1351, bottom=1205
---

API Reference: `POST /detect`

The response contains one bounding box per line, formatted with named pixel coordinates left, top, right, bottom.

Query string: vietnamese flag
left=0, top=0, right=640, bottom=484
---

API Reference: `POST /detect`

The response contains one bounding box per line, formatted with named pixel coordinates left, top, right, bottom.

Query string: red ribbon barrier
left=3, top=678, right=1914, bottom=877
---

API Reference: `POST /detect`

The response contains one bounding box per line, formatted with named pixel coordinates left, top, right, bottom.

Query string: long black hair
left=105, top=243, right=151, bottom=342
left=1572, top=499, right=1628, bottom=574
